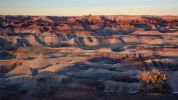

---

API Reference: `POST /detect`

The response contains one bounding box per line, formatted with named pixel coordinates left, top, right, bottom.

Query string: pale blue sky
left=0, top=0, right=178, bottom=16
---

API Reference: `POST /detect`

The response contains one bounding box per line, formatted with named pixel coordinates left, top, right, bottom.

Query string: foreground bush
left=138, top=69, right=172, bottom=94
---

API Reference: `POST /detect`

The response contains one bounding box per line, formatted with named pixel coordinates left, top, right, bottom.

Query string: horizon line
left=1, top=14, right=178, bottom=17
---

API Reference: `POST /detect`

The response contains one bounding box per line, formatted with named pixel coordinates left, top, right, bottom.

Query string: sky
left=0, top=0, right=178, bottom=16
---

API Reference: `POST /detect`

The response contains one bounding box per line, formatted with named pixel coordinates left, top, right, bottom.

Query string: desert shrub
left=138, top=69, right=172, bottom=94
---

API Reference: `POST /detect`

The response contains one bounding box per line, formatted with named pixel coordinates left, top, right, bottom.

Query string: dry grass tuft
left=138, top=69, right=172, bottom=94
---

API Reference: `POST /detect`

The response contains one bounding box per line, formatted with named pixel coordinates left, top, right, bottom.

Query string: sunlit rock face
left=0, top=15, right=178, bottom=98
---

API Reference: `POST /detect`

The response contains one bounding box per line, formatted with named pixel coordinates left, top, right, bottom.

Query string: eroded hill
left=0, top=15, right=178, bottom=100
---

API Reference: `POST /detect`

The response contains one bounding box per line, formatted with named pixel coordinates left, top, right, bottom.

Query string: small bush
left=138, top=69, right=172, bottom=94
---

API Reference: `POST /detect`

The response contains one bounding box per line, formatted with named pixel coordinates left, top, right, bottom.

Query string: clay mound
left=104, top=26, right=120, bottom=31
left=87, top=15, right=102, bottom=23
left=6, top=72, right=67, bottom=91
left=168, top=32, right=178, bottom=35
left=15, top=47, right=43, bottom=59
left=122, top=36, right=141, bottom=43
left=147, top=39, right=165, bottom=44
left=96, top=48, right=112, bottom=52
left=15, top=52, right=33, bottom=59
left=158, top=16, right=178, bottom=21
left=57, top=24, right=71, bottom=31
left=19, top=28, right=41, bottom=34
left=8, top=36, right=19, bottom=45
left=67, top=17, right=76, bottom=23
left=5, top=75, right=34, bottom=90
left=7, top=53, right=51, bottom=76
left=89, top=25, right=100, bottom=30
left=109, top=38, right=121, bottom=44
left=33, top=16, right=52, bottom=22
left=7, top=64, right=32, bottom=76
left=72, top=25, right=84, bottom=30
left=76, top=15, right=102, bottom=23
left=83, top=37, right=100, bottom=46
left=106, top=15, right=144, bottom=23
left=24, top=53, right=51, bottom=69
left=73, top=30, right=94, bottom=37
left=0, top=60, right=19, bottom=74
left=66, top=38, right=76, bottom=45
left=156, top=48, right=178, bottom=56
left=131, top=30, right=163, bottom=35
left=104, top=80, right=139, bottom=93
left=25, top=36, right=40, bottom=46
left=41, top=33, right=59, bottom=44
